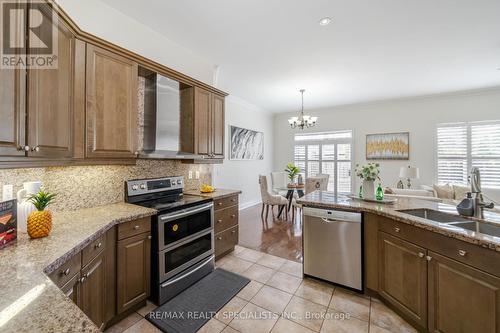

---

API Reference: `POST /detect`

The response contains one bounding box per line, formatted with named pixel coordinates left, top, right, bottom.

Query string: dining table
left=276, top=185, right=305, bottom=218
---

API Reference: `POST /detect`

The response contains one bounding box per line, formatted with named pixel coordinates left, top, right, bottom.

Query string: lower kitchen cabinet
left=117, top=232, right=151, bottom=314
left=428, top=251, right=500, bottom=333
left=80, top=250, right=107, bottom=330
left=378, top=232, right=427, bottom=328
left=61, top=273, right=81, bottom=305
left=214, top=194, right=239, bottom=259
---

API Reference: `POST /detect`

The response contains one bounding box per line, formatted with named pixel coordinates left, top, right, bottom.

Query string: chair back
left=271, top=172, right=287, bottom=191
left=305, top=175, right=330, bottom=194
left=259, top=175, right=271, bottom=201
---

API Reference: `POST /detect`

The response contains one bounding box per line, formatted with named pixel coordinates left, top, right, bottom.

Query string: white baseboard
left=239, top=199, right=262, bottom=211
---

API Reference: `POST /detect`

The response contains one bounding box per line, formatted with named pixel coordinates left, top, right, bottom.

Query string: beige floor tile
left=279, top=260, right=303, bottom=278
left=229, top=303, right=279, bottom=333
left=137, top=301, right=157, bottom=317
left=266, top=271, right=302, bottom=294
left=328, top=288, right=370, bottom=321
left=234, top=245, right=246, bottom=254
left=370, top=301, right=417, bottom=333
left=271, top=317, right=315, bottom=333
left=237, top=280, right=264, bottom=301
left=295, top=278, right=334, bottom=307
left=234, top=248, right=266, bottom=262
left=122, top=319, right=162, bottom=333
left=219, top=255, right=254, bottom=274
left=369, top=324, right=392, bottom=333
left=105, top=312, right=142, bottom=333
left=221, top=326, right=240, bottom=333
left=284, top=296, right=327, bottom=332
left=256, top=253, right=287, bottom=270
left=250, top=285, right=293, bottom=314
left=320, top=309, right=369, bottom=333
left=216, top=297, right=248, bottom=324
left=197, top=318, right=227, bottom=333
left=242, top=264, right=276, bottom=284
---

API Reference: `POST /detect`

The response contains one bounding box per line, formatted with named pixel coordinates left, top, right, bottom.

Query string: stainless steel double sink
left=397, top=208, right=500, bottom=238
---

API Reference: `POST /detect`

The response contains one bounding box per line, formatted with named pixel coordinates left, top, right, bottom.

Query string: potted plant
left=355, top=163, right=381, bottom=199
left=284, top=163, right=301, bottom=187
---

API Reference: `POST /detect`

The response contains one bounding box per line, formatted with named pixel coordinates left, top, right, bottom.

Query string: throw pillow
left=384, top=187, right=394, bottom=194
left=453, top=184, right=471, bottom=200
left=433, top=184, right=454, bottom=199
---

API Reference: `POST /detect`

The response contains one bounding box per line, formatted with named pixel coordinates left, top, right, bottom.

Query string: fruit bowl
left=200, top=184, right=215, bottom=193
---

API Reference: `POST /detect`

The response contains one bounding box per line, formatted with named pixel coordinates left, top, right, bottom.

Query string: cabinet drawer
left=214, top=206, right=238, bottom=233
left=215, top=225, right=238, bottom=258
left=82, top=234, right=106, bottom=267
left=378, top=217, right=415, bottom=239
left=49, top=252, right=82, bottom=288
left=118, top=217, right=151, bottom=240
left=214, top=195, right=238, bottom=211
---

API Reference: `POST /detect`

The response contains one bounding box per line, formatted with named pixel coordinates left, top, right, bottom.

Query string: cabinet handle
left=218, top=202, right=223, bottom=206
left=31, top=145, right=40, bottom=152
left=148, top=235, right=152, bottom=240
left=217, top=236, right=222, bottom=240
left=62, top=268, right=71, bottom=276
left=217, top=219, right=222, bottom=223
left=80, top=276, right=86, bottom=283
left=94, top=242, right=102, bottom=249
left=458, top=249, right=467, bottom=257
left=418, top=252, right=425, bottom=258
left=426, top=255, right=432, bottom=262
left=134, top=225, right=140, bottom=230
left=394, top=227, right=400, bottom=233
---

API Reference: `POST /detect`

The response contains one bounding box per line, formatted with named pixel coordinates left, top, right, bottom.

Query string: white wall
left=274, top=87, right=500, bottom=202
left=56, top=0, right=214, bottom=84
left=213, top=96, right=274, bottom=209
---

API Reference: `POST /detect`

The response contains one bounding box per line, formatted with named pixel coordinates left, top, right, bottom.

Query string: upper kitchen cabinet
left=86, top=44, right=138, bottom=159
left=181, top=87, right=225, bottom=161
left=27, top=8, right=77, bottom=158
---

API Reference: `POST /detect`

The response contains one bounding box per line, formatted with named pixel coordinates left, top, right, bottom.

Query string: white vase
left=362, top=180, right=375, bottom=199
left=16, top=181, right=42, bottom=233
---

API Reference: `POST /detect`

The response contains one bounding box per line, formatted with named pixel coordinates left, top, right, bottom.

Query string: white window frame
left=436, top=120, right=500, bottom=189
left=294, top=130, right=354, bottom=195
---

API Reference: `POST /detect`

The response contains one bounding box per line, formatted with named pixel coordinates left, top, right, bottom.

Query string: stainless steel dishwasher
left=303, top=207, right=363, bottom=291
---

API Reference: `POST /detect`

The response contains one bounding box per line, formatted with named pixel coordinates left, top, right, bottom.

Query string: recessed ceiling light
left=318, top=17, right=332, bottom=26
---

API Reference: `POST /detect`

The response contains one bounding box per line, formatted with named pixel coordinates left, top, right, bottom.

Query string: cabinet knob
left=218, top=202, right=223, bottom=206
left=217, top=236, right=222, bottom=240
left=458, top=249, right=467, bottom=257
left=148, top=235, right=152, bottom=240
left=418, top=252, right=425, bottom=258
left=80, top=276, right=86, bottom=283
left=18, top=145, right=30, bottom=151
left=426, top=255, right=432, bottom=262
left=231, top=199, right=236, bottom=202
left=134, top=225, right=140, bottom=230
left=62, top=268, right=70, bottom=276
left=231, top=214, right=236, bottom=218
left=231, top=230, right=236, bottom=234
left=31, top=145, right=40, bottom=152
left=394, top=227, right=400, bottom=233
left=217, top=219, right=222, bottom=223
left=94, top=242, right=102, bottom=249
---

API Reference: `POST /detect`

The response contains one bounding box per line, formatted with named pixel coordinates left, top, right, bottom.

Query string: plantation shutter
left=471, top=122, right=500, bottom=188
left=437, top=125, right=468, bottom=185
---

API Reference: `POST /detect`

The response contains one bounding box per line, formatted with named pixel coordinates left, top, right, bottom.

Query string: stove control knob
left=140, top=183, right=146, bottom=189
left=177, top=180, right=182, bottom=185
left=131, top=184, right=139, bottom=191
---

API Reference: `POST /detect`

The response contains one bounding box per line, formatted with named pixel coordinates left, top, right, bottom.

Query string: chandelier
left=288, top=89, right=317, bottom=130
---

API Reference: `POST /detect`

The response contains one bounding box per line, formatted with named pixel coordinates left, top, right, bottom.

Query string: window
left=294, top=130, right=353, bottom=194
left=437, top=121, right=500, bottom=188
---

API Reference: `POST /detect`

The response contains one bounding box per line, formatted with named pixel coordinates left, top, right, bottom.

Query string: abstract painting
left=366, top=132, right=409, bottom=160
left=230, top=125, right=264, bottom=160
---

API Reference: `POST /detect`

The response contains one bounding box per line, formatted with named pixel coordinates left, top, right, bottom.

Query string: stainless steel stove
left=125, top=176, right=215, bottom=305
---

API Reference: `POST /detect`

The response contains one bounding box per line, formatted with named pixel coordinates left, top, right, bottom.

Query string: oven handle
left=161, top=255, right=215, bottom=288
left=159, top=202, right=214, bottom=222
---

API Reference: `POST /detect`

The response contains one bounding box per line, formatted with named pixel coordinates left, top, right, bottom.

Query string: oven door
left=158, top=202, right=213, bottom=250
left=159, top=230, right=214, bottom=282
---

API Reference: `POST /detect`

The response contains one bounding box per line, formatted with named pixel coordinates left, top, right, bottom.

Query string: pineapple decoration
left=26, top=190, right=56, bottom=239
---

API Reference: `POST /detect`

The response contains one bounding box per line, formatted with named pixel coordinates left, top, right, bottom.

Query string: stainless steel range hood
left=139, top=71, right=201, bottom=160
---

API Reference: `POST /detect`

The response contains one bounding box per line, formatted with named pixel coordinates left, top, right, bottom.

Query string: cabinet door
left=211, top=94, right=225, bottom=159
left=194, top=87, right=211, bottom=156
left=61, top=273, right=81, bottom=307
left=0, top=1, right=25, bottom=157
left=117, top=232, right=151, bottom=314
left=86, top=44, right=138, bottom=159
left=27, top=10, right=74, bottom=158
left=378, top=232, right=427, bottom=328
left=80, top=251, right=106, bottom=330
left=428, top=251, right=500, bottom=333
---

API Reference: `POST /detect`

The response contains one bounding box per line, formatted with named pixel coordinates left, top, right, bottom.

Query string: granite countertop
left=0, top=203, right=157, bottom=333
left=184, top=188, right=242, bottom=200
left=297, top=191, right=500, bottom=252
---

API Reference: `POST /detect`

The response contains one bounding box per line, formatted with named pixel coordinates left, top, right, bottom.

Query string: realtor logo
left=1, top=0, right=58, bottom=68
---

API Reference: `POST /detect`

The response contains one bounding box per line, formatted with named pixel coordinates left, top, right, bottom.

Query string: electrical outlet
left=188, top=171, right=193, bottom=179
left=195, top=171, right=200, bottom=179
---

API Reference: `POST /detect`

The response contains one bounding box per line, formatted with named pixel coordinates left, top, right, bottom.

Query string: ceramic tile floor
left=105, top=245, right=416, bottom=333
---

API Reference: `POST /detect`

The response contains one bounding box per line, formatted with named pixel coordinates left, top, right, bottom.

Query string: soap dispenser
left=456, top=192, right=474, bottom=217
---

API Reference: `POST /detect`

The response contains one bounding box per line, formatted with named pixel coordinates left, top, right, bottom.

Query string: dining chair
left=270, top=172, right=288, bottom=196
left=259, top=175, right=288, bottom=221
left=292, top=175, right=330, bottom=221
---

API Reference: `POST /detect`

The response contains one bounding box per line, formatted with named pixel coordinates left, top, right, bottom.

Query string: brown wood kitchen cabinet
left=80, top=250, right=107, bottom=330
left=86, top=44, right=138, bottom=159
left=181, top=87, right=225, bottom=161
left=214, top=194, right=239, bottom=259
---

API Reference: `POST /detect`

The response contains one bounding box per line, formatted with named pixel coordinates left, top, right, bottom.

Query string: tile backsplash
left=0, top=160, right=212, bottom=211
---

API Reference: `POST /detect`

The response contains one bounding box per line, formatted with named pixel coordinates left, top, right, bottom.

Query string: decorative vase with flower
left=284, top=163, right=301, bottom=187
left=355, top=163, right=381, bottom=199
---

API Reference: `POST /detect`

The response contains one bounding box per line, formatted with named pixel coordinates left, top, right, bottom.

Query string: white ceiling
left=100, top=0, right=500, bottom=113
